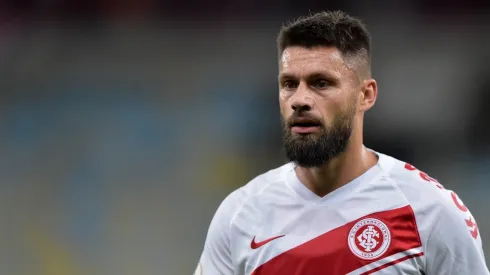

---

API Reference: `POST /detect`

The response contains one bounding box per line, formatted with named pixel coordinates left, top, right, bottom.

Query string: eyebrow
left=278, top=71, right=340, bottom=81
left=278, top=73, right=296, bottom=81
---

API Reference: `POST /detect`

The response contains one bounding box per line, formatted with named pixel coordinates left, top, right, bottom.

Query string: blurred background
left=1, top=0, right=489, bottom=274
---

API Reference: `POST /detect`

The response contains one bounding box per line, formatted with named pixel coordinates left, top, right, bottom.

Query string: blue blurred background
left=1, top=0, right=489, bottom=274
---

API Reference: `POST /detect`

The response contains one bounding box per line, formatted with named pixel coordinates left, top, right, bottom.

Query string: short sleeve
left=424, top=190, right=489, bottom=274
left=195, top=189, right=244, bottom=275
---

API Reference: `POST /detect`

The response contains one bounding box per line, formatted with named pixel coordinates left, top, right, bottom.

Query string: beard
left=282, top=109, right=354, bottom=168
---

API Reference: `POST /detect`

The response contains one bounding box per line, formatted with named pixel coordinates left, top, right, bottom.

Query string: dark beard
left=282, top=112, right=353, bottom=168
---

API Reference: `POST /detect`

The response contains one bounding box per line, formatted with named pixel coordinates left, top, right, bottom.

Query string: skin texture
left=278, top=46, right=379, bottom=197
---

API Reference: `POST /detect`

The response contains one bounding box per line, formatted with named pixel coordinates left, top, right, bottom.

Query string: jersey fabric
left=196, top=151, right=489, bottom=275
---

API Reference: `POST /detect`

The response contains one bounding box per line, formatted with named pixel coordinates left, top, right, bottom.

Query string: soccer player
left=195, top=11, right=489, bottom=275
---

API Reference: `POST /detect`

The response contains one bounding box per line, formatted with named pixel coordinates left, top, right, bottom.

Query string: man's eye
left=313, top=79, right=330, bottom=89
left=283, top=81, right=298, bottom=90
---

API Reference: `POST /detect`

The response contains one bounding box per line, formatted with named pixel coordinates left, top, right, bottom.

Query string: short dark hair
left=277, top=11, right=372, bottom=74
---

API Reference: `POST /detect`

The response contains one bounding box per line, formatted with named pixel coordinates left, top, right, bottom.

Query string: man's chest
left=230, top=198, right=425, bottom=275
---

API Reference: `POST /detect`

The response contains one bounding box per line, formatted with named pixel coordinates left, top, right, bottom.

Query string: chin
left=292, top=132, right=321, bottom=140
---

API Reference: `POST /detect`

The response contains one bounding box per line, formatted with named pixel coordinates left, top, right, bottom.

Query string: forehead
left=279, top=46, right=352, bottom=77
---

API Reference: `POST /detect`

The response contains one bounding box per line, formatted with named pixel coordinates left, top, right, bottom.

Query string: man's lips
left=289, top=118, right=322, bottom=134
left=291, top=125, right=320, bottom=134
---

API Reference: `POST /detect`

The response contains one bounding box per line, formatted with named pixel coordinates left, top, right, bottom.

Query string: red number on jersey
left=450, top=192, right=468, bottom=212
left=404, top=163, right=417, bottom=171
left=404, top=163, right=444, bottom=189
left=451, top=191, right=479, bottom=239
left=404, top=163, right=479, bottom=239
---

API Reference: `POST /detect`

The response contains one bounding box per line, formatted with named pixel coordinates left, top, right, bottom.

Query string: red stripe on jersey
left=360, top=252, right=424, bottom=275
left=250, top=205, right=422, bottom=275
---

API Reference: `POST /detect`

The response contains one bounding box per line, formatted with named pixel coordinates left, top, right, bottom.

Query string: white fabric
left=196, top=150, right=489, bottom=275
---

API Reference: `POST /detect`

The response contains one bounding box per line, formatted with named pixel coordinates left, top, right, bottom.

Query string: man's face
left=278, top=46, right=360, bottom=167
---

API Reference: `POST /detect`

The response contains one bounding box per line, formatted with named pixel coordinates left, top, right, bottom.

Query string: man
left=195, top=11, right=489, bottom=275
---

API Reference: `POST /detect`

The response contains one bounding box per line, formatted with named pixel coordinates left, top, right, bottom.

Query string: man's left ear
left=359, top=79, right=377, bottom=112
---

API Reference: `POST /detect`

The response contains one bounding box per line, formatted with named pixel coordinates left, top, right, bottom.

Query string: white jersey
left=196, top=151, right=489, bottom=275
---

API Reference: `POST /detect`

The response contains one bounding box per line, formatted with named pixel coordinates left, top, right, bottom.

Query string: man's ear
left=359, top=79, right=377, bottom=112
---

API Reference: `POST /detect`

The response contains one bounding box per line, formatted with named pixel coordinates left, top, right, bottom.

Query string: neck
left=294, top=132, right=378, bottom=197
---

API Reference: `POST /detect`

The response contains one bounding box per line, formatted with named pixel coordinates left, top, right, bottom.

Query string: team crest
left=348, top=218, right=391, bottom=260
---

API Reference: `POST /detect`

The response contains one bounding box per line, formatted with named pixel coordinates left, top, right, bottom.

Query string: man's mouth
left=289, top=118, right=322, bottom=134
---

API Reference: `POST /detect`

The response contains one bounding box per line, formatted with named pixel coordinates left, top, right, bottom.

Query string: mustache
left=286, top=112, right=323, bottom=128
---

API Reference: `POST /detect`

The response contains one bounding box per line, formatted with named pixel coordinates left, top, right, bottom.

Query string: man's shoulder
left=240, top=163, right=293, bottom=195
left=377, top=151, right=447, bottom=199
left=216, top=163, right=292, bottom=218
left=376, top=152, right=487, bottom=274
left=377, top=151, right=470, bottom=226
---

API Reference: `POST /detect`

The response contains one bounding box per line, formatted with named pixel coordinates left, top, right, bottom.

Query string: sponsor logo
left=251, top=235, right=285, bottom=249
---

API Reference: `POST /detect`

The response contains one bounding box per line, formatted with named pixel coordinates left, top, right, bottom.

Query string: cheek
left=326, top=91, right=355, bottom=112
left=279, top=91, right=290, bottom=104
left=279, top=95, right=290, bottom=116
left=317, top=98, right=346, bottom=124
left=319, top=97, right=340, bottom=114
left=343, top=91, right=360, bottom=114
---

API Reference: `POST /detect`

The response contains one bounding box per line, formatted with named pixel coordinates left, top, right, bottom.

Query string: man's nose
left=291, top=83, right=313, bottom=112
